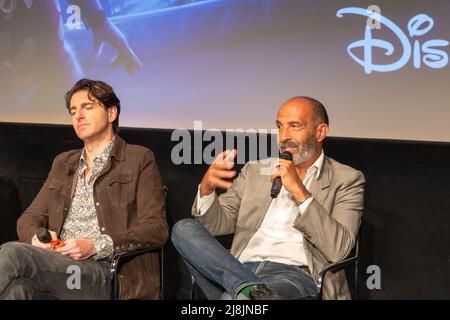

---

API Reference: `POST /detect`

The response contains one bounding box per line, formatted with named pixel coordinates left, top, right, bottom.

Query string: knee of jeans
left=171, top=218, right=199, bottom=244
left=0, top=242, right=26, bottom=261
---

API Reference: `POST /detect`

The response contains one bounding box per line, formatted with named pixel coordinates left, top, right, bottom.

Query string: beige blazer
left=193, top=156, right=365, bottom=299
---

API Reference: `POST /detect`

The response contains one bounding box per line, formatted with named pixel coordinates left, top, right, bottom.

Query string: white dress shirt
left=196, top=150, right=325, bottom=267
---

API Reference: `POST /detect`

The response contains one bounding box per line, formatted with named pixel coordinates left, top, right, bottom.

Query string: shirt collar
left=79, top=138, right=115, bottom=169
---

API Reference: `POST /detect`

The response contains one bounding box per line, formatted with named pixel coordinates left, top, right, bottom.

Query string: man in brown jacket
left=0, top=79, right=168, bottom=299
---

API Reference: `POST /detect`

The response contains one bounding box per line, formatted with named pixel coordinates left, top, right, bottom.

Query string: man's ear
left=108, top=106, right=118, bottom=123
left=316, top=123, right=329, bottom=143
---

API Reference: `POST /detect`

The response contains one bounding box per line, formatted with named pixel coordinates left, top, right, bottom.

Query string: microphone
left=271, top=151, right=293, bottom=198
left=36, top=227, right=52, bottom=243
left=36, top=227, right=65, bottom=249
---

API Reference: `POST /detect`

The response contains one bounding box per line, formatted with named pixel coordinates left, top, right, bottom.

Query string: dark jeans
left=171, top=218, right=317, bottom=300
left=0, top=242, right=110, bottom=300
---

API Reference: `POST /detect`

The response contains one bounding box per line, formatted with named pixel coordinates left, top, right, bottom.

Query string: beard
left=279, top=134, right=317, bottom=166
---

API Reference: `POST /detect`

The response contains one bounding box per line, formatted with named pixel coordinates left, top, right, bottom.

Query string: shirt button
left=101, top=227, right=105, bottom=232
left=115, top=246, right=120, bottom=250
left=95, top=202, right=100, bottom=206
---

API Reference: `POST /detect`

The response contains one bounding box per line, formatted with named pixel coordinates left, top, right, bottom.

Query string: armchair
left=110, top=246, right=164, bottom=300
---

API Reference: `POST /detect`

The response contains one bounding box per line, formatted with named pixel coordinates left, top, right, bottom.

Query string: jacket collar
left=64, top=135, right=127, bottom=175
left=309, top=156, right=331, bottom=206
left=110, top=135, right=127, bottom=162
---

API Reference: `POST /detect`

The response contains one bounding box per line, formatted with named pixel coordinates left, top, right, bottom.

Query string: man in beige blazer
left=172, top=96, right=365, bottom=300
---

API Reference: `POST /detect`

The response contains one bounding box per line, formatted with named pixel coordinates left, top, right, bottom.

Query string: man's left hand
left=55, top=238, right=97, bottom=260
left=92, top=20, right=143, bottom=75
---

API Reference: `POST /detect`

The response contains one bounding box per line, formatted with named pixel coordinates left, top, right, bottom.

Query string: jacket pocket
left=47, top=178, right=66, bottom=214
left=48, top=178, right=66, bottom=197
left=107, top=172, right=133, bottom=207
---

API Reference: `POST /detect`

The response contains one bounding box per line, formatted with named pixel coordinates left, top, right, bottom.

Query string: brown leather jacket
left=17, top=136, right=169, bottom=299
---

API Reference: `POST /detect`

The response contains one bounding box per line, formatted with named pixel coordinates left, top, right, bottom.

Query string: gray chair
left=110, top=246, right=164, bottom=300
left=111, top=187, right=168, bottom=300
left=316, top=235, right=360, bottom=300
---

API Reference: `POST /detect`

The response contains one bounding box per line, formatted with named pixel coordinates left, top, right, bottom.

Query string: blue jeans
left=171, top=218, right=317, bottom=300
left=0, top=242, right=110, bottom=300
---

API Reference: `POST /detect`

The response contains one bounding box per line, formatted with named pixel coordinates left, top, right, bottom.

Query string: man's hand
left=55, top=239, right=97, bottom=261
left=92, top=20, right=143, bottom=75
left=199, top=149, right=237, bottom=197
left=31, top=230, right=57, bottom=250
left=272, top=158, right=311, bottom=204
left=69, top=0, right=142, bottom=74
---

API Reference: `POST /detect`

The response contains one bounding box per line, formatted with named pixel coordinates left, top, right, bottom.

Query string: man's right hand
left=31, top=230, right=57, bottom=250
left=199, top=149, right=237, bottom=197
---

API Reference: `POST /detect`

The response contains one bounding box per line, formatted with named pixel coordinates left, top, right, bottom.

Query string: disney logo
left=336, top=7, right=449, bottom=74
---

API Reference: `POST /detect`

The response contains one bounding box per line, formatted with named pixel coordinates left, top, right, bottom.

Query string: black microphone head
left=36, top=227, right=52, bottom=243
left=280, top=151, right=293, bottom=161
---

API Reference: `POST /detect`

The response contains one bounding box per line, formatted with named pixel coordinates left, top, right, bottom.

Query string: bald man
left=171, top=97, right=365, bottom=300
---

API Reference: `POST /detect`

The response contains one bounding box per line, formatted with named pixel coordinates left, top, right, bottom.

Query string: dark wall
left=0, top=122, right=449, bottom=299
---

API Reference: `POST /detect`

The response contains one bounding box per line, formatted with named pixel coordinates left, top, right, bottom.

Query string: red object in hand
left=36, top=228, right=65, bottom=249
left=51, top=239, right=65, bottom=249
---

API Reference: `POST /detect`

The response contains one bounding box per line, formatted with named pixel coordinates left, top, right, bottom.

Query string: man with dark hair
left=172, top=96, right=365, bottom=300
left=0, top=79, right=168, bottom=299
left=64, top=79, right=121, bottom=134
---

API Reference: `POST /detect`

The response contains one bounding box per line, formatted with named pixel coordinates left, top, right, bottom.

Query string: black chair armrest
left=316, top=254, right=359, bottom=300
left=110, top=247, right=162, bottom=300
